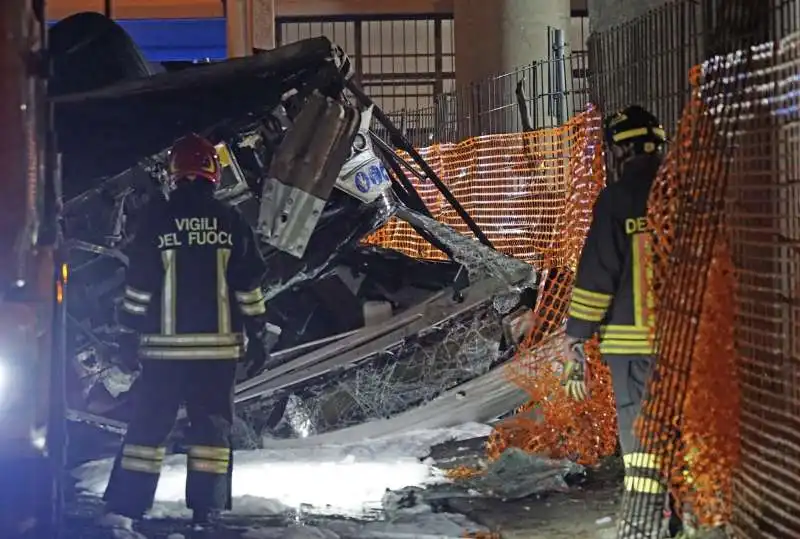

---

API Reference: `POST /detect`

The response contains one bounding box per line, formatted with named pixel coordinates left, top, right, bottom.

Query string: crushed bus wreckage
left=51, top=13, right=540, bottom=448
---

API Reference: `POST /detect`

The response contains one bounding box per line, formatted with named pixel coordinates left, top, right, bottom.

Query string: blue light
left=48, top=17, right=227, bottom=62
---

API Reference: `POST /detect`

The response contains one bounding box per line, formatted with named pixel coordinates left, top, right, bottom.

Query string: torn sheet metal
left=258, top=93, right=360, bottom=258
left=395, top=206, right=538, bottom=293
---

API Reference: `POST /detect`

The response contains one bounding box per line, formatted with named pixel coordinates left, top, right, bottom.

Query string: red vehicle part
left=0, top=1, right=65, bottom=537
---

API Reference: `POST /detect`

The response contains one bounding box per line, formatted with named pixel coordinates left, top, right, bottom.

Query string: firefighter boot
left=617, top=492, right=671, bottom=539
left=192, top=508, right=221, bottom=529
left=95, top=512, right=147, bottom=539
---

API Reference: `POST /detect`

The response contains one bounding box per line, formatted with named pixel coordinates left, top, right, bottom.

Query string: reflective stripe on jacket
left=565, top=154, right=662, bottom=355
left=119, top=184, right=268, bottom=360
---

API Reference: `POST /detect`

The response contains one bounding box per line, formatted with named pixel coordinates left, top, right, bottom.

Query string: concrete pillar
left=251, top=0, right=276, bottom=52
left=227, top=0, right=276, bottom=58
left=454, top=0, right=571, bottom=87
left=454, top=0, right=571, bottom=134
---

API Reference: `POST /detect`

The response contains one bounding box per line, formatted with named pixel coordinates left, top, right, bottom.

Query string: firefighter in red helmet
left=100, top=133, right=273, bottom=530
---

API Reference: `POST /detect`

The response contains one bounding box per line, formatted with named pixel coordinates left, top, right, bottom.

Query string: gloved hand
left=242, top=322, right=282, bottom=378
left=561, top=337, right=589, bottom=401
left=115, top=331, right=141, bottom=373
left=243, top=338, right=268, bottom=378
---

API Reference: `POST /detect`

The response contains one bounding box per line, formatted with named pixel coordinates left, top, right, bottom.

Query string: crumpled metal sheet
left=250, top=300, right=510, bottom=439
left=462, top=447, right=585, bottom=499
left=396, top=207, right=538, bottom=292
left=260, top=191, right=395, bottom=301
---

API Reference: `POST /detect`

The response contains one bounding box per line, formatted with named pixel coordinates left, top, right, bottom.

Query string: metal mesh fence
left=591, top=0, right=800, bottom=536
left=374, top=52, right=591, bottom=147
left=366, top=0, right=800, bottom=535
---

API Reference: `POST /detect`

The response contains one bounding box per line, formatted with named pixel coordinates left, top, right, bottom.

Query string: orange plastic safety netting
left=639, top=33, right=800, bottom=536
left=365, top=108, right=621, bottom=466
left=633, top=66, right=741, bottom=529
left=364, top=109, right=603, bottom=270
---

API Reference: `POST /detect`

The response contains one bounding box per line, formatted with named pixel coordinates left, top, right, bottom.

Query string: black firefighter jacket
left=118, top=184, right=268, bottom=361
left=565, top=154, right=662, bottom=356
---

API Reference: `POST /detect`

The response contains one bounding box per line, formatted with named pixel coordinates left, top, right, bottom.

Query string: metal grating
left=277, top=15, right=455, bottom=113
left=377, top=14, right=592, bottom=146
left=590, top=0, right=800, bottom=536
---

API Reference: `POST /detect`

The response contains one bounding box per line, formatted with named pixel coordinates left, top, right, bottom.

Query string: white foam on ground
left=73, top=423, right=491, bottom=520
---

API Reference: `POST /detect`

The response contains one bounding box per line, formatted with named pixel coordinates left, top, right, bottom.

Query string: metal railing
left=373, top=52, right=590, bottom=146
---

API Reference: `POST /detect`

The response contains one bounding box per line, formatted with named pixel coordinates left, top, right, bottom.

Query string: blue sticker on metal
left=354, top=171, right=371, bottom=193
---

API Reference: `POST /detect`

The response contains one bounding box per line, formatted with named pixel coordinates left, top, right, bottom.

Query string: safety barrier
left=365, top=107, right=622, bottom=468
left=588, top=0, right=800, bottom=536
left=366, top=107, right=604, bottom=270
left=370, top=2, right=800, bottom=536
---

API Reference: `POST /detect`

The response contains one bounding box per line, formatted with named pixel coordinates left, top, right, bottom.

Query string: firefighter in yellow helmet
left=562, top=106, right=671, bottom=538
left=99, top=134, right=276, bottom=531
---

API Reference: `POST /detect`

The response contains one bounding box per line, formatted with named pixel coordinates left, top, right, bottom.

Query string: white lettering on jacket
left=174, top=217, right=219, bottom=232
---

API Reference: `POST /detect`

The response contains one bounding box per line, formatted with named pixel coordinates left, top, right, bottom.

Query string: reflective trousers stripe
left=188, top=445, right=230, bottom=475
left=624, top=476, right=666, bottom=494
left=623, top=452, right=661, bottom=470
left=121, top=457, right=162, bottom=474
left=121, top=299, right=147, bottom=315
left=125, top=286, right=152, bottom=303
left=120, top=444, right=166, bottom=475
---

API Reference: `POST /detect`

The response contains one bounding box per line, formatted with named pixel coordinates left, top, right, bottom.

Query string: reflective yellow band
left=140, top=333, right=244, bottom=347
left=122, top=444, right=166, bottom=460
left=601, top=324, right=651, bottom=336
left=121, top=457, right=163, bottom=474
left=216, top=143, right=233, bottom=167
left=139, top=345, right=243, bottom=360
left=188, top=445, right=231, bottom=461
left=161, top=250, right=177, bottom=335
left=240, top=301, right=267, bottom=316
left=600, top=343, right=654, bottom=355
left=188, top=459, right=229, bottom=474
left=624, top=476, right=666, bottom=494
left=125, top=286, right=152, bottom=303
left=572, top=288, right=612, bottom=307
left=121, top=299, right=147, bottom=315
left=236, top=288, right=266, bottom=304
left=601, top=338, right=650, bottom=346
left=623, top=452, right=661, bottom=470
left=217, top=248, right=232, bottom=335
left=568, top=303, right=606, bottom=322
left=612, top=127, right=666, bottom=143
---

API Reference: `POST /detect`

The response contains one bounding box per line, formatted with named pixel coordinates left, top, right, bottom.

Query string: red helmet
left=168, top=133, right=221, bottom=184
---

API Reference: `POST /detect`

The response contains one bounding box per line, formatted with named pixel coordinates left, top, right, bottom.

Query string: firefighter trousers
left=607, top=354, right=670, bottom=537
left=103, top=359, right=237, bottom=518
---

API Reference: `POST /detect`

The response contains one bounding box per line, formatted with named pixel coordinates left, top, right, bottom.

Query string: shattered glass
left=244, top=301, right=515, bottom=440
left=397, top=207, right=539, bottom=289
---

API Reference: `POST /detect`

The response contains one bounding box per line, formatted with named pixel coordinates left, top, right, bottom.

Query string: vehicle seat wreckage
left=51, top=13, right=540, bottom=449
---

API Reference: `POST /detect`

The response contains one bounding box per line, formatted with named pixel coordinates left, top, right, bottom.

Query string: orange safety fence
left=638, top=32, right=800, bottom=536
left=365, top=107, right=622, bottom=467
left=635, top=65, right=740, bottom=529
left=370, top=10, right=798, bottom=539
left=369, top=74, right=747, bottom=532
left=364, top=107, right=604, bottom=270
